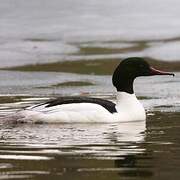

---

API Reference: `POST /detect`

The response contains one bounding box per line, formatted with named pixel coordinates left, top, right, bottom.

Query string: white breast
left=115, top=92, right=146, bottom=122
left=17, top=92, right=146, bottom=123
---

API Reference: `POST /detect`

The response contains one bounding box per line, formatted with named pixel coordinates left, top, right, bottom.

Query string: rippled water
left=0, top=73, right=179, bottom=179
left=0, top=0, right=180, bottom=179
left=0, top=111, right=180, bottom=179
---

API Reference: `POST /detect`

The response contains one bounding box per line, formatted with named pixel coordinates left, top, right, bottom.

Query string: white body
left=17, top=92, right=146, bottom=123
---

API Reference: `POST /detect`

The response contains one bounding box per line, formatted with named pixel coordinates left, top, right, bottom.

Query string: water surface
left=2, top=0, right=180, bottom=67
left=0, top=72, right=179, bottom=179
left=0, top=1, right=180, bottom=179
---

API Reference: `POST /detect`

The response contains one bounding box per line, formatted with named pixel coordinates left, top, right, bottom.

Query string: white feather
left=17, top=92, right=146, bottom=123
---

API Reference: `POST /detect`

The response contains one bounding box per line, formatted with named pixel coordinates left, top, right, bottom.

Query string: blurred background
left=0, top=1, right=180, bottom=180
left=0, top=0, right=180, bottom=96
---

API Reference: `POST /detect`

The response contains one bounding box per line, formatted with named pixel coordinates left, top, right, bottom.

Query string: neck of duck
left=116, top=91, right=137, bottom=107
left=115, top=78, right=134, bottom=94
left=115, top=91, right=146, bottom=121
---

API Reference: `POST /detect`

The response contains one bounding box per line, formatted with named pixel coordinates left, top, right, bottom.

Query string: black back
left=38, top=96, right=117, bottom=113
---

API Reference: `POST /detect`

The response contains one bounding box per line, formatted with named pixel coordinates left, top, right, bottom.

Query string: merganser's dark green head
left=113, top=57, right=174, bottom=94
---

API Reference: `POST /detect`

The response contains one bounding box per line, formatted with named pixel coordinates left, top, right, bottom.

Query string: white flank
left=17, top=92, right=146, bottom=123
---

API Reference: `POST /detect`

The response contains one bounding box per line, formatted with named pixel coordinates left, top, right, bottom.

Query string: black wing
left=39, top=96, right=117, bottom=113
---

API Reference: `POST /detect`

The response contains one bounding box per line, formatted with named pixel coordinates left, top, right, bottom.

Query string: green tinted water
left=1, top=0, right=180, bottom=179
left=0, top=70, right=179, bottom=179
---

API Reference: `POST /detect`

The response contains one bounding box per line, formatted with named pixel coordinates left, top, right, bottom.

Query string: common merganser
left=18, top=57, right=174, bottom=123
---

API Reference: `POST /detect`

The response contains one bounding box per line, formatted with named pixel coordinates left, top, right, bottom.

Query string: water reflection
left=0, top=120, right=146, bottom=153
left=0, top=120, right=146, bottom=179
left=0, top=74, right=178, bottom=179
left=0, top=109, right=180, bottom=179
